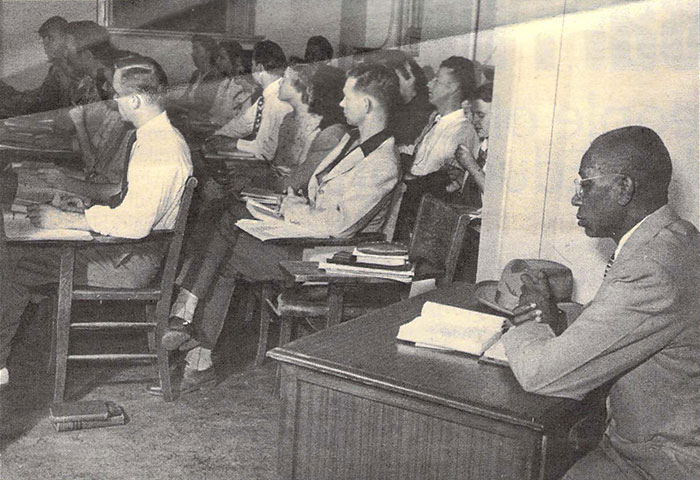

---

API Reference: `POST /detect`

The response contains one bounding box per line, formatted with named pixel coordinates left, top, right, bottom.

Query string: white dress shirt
left=215, top=77, right=293, bottom=160
left=409, top=108, right=479, bottom=177
left=85, top=112, right=193, bottom=239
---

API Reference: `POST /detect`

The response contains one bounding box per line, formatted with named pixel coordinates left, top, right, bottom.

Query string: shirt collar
left=263, top=78, right=282, bottom=99
left=135, top=111, right=171, bottom=142
left=436, top=108, right=466, bottom=125
left=614, top=212, right=653, bottom=258
left=353, top=129, right=391, bottom=157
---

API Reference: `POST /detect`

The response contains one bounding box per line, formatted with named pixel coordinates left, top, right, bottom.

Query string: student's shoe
left=147, top=367, right=217, bottom=397
left=161, top=316, right=194, bottom=351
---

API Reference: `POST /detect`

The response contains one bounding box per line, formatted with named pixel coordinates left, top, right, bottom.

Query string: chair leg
left=53, top=248, right=75, bottom=403
left=255, top=283, right=274, bottom=366
left=45, top=296, right=57, bottom=374
left=327, top=284, right=345, bottom=328
left=243, top=284, right=258, bottom=324
left=153, top=300, right=174, bottom=402
left=145, top=304, right=156, bottom=353
left=278, top=316, right=293, bottom=346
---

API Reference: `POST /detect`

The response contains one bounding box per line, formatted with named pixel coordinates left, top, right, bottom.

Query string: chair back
left=0, top=210, right=7, bottom=322
left=380, top=182, right=406, bottom=242
left=408, top=195, right=472, bottom=286
left=156, top=177, right=198, bottom=301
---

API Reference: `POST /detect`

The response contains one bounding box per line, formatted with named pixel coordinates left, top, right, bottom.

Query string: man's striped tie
left=604, top=252, right=616, bottom=278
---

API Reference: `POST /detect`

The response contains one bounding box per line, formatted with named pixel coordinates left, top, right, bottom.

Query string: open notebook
left=235, top=199, right=329, bottom=242
left=3, top=211, right=93, bottom=241
left=396, top=301, right=509, bottom=365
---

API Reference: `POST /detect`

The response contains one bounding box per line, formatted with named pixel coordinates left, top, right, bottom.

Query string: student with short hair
left=0, top=16, right=74, bottom=115
left=206, top=40, right=293, bottom=161
left=208, top=40, right=256, bottom=127
left=37, top=21, right=132, bottom=203
left=0, top=56, right=192, bottom=390
left=156, top=63, right=402, bottom=395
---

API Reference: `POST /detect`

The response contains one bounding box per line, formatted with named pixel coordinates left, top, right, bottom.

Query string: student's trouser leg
left=0, top=245, right=159, bottom=370
left=191, top=231, right=293, bottom=350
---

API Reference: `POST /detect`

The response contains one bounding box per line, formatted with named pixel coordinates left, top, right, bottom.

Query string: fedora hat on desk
left=475, top=259, right=574, bottom=316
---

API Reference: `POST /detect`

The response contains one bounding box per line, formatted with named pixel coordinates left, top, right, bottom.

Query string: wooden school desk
left=268, top=281, right=589, bottom=480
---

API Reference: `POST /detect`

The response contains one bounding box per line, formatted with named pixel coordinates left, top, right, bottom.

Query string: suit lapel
left=310, top=134, right=353, bottom=179
left=320, top=147, right=366, bottom=184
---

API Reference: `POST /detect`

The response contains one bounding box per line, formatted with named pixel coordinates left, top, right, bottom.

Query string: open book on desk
left=396, top=301, right=509, bottom=365
left=235, top=215, right=329, bottom=242
left=3, top=212, right=93, bottom=241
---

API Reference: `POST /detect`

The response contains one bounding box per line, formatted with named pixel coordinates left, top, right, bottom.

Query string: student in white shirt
left=157, top=64, right=401, bottom=396
left=0, top=56, right=192, bottom=390
left=206, top=40, right=293, bottom=161
left=397, top=56, right=480, bottom=239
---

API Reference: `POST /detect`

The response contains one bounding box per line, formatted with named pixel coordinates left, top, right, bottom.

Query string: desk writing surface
left=269, top=281, right=581, bottom=430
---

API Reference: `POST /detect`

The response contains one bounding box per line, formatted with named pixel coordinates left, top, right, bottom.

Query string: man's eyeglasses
left=573, top=173, right=626, bottom=197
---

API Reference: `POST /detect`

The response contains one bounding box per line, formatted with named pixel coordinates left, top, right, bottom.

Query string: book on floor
left=50, top=400, right=127, bottom=432
left=396, top=301, right=509, bottom=365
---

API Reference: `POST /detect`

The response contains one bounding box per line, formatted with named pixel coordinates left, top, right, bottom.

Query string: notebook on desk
left=3, top=212, right=93, bottom=241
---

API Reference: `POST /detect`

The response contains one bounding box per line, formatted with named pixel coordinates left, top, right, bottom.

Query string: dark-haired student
left=0, top=16, right=74, bottom=115
left=304, top=35, right=334, bottom=64
left=453, top=82, right=492, bottom=207
left=366, top=49, right=434, bottom=148
left=208, top=40, right=256, bottom=127
left=396, top=56, right=480, bottom=238
left=34, top=21, right=132, bottom=203
left=0, top=57, right=192, bottom=390
left=264, top=63, right=348, bottom=188
left=156, top=63, right=401, bottom=394
left=206, top=40, right=293, bottom=161
left=181, top=35, right=222, bottom=112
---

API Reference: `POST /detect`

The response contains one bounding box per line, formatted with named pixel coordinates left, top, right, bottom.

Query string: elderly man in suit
left=154, top=63, right=402, bottom=395
left=502, top=126, right=700, bottom=480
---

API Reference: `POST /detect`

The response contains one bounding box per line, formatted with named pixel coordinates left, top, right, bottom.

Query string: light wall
left=0, top=0, right=97, bottom=89
left=478, top=0, right=699, bottom=302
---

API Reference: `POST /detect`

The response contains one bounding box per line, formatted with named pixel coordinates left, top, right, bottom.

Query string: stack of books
left=319, top=242, right=415, bottom=283
left=49, top=400, right=127, bottom=432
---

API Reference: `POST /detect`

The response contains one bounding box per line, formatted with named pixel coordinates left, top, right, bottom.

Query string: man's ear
left=130, top=93, right=142, bottom=110
left=616, top=175, right=635, bottom=206
left=363, top=96, right=372, bottom=114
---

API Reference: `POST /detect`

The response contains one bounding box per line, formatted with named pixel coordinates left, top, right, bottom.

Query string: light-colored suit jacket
left=284, top=133, right=400, bottom=238
left=502, top=205, right=700, bottom=479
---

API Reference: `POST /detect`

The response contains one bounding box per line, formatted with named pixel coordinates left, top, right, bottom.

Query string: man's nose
left=571, top=192, right=582, bottom=206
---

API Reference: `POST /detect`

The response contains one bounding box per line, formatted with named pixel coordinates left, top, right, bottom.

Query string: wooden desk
left=268, top=282, right=587, bottom=480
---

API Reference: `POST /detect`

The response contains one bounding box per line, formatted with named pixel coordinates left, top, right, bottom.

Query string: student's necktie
left=604, top=252, right=616, bottom=278
left=251, top=96, right=265, bottom=136
left=105, top=130, right=138, bottom=208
